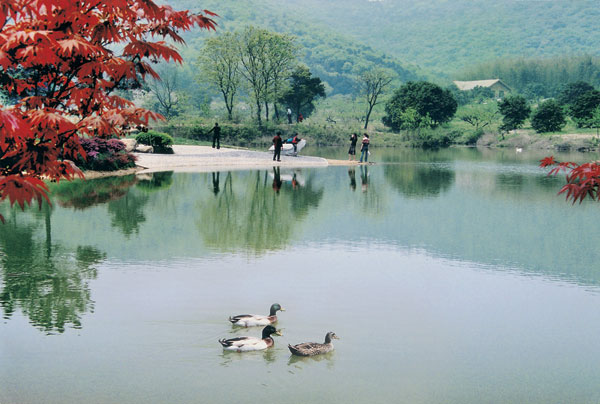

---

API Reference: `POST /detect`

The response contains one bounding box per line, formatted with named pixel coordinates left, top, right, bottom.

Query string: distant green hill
left=271, top=0, right=600, bottom=76
left=166, top=0, right=423, bottom=95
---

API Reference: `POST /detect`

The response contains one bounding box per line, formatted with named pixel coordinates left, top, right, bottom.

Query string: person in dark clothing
left=207, top=122, right=221, bottom=149
left=212, top=172, right=220, bottom=195
left=348, top=133, right=358, bottom=161
left=273, top=132, right=283, bottom=162
left=272, top=166, right=282, bottom=193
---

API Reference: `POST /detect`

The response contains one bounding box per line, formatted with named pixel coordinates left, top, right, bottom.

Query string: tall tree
left=237, top=27, right=269, bottom=126
left=279, top=66, right=326, bottom=122
left=0, top=0, right=216, bottom=223
left=358, top=68, right=394, bottom=129
left=236, top=27, right=297, bottom=125
left=198, top=33, right=241, bottom=121
left=145, top=66, right=183, bottom=120
left=261, top=33, right=298, bottom=122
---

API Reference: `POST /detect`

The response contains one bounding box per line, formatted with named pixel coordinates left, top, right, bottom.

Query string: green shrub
left=405, top=128, right=461, bottom=148
left=462, top=128, right=485, bottom=145
left=136, top=130, right=174, bottom=153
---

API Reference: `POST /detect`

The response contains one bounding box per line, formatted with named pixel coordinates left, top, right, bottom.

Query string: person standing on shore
left=273, top=132, right=283, bottom=162
left=359, top=133, right=370, bottom=163
left=348, top=133, right=358, bottom=161
left=207, top=122, right=221, bottom=149
left=287, top=108, right=292, bottom=124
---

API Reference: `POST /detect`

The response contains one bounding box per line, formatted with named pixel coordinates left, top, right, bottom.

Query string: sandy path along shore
left=134, top=145, right=343, bottom=174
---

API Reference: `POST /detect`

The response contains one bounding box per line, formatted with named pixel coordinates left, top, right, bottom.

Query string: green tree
left=498, top=95, right=531, bottom=132
left=198, top=33, right=242, bottom=121
left=531, top=99, right=566, bottom=133
left=237, top=27, right=269, bottom=126
left=457, top=103, right=499, bottom=131
left=279, top=66, right=326, bottom=121
left=557, top=81, right=596, bottom=106
left=570, top=89, right=600, bottom=127
left=236, top=27, right=298, bottom=126
left=382, top=81, right=457, bottom=131
left=589, top=106, right=600, bottom=138
left=260, top=32, right=299, bottom=121
left=145, top=66, right=185, bottom=121
left=358, top=68, right=394, bottom=129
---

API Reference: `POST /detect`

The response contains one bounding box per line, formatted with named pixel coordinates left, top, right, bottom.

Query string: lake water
left=2, top=147, right=600, bottom=404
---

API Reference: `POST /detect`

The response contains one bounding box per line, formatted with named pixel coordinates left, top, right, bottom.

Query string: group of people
left=348, top=133, right=370, bottom=163
left=272, top=132, right=301, bottom=161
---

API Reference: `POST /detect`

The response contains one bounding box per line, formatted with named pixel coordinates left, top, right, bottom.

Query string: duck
left=228, top=303, right=285, bottom=327
left=219, top=325, right=282, bottom=352
left=288, top=331, right=340, bottom=356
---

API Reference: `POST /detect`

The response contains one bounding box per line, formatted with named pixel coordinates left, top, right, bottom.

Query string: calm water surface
left=2, top=148, right=600, bottom=404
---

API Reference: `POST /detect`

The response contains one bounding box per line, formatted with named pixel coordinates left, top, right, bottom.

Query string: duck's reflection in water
left=287, top=351, right=336, bottom=371
left=219, top=346, right=279, bottom=367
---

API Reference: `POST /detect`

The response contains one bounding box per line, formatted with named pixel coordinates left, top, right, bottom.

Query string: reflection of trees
left=107, top=189, right=149, bottom=238
left=136, top=171, right=174, bottom=193
left=198, top=170, right=323, bottom=253
left=384, top=163, right=455, bottom=198
left=52, top=175, right=138, bottom=209
left=0, top=206, right=105, bottom=334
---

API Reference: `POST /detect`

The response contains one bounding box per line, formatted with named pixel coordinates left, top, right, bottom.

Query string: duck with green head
left=288, top=332, right=340, bottom=356
left=228, top=303, right=285, bottom=327
left=219, top=325, right=283, bottom=352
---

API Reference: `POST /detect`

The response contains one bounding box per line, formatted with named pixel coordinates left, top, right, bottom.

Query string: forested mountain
left=165, top=0, right=423, bottom=95
left=271, top=0, right=600, bottom=76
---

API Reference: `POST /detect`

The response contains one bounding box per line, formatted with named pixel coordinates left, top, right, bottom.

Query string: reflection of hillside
left=198, top=170, right=323, bottom=254
left=0, top=206, right=105, bottom=334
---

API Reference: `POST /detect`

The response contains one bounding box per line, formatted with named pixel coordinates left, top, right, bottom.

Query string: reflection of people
left=360, top=165, right=369, bottom=193
left=273, top=132, right=283, bottom=162
left=212, top=172, right=220, bottom=195
left=348, top=168, right=356, bottom=191
left=359, top=133, right=370, bottom=163
left=292, top=133, right=301, bottom=155
left=207, top=122, right=221, bottom=149
left=272, top=166, right=282, bottom=193
left=348, top=133, right=358, bottom=161
left=292, top=173, right=298, bottom=190
left=287, top=107, right=292, bottom=124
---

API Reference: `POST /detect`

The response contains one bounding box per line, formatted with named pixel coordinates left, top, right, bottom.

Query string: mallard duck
left=219, top=325, right=282, bottom=352
left=288, top=332, right=340, bottom=356
left=228, top=303, right=285, bottom=327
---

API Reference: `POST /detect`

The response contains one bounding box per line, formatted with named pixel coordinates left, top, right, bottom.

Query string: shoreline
left=83, top=145, right=361, bottom=179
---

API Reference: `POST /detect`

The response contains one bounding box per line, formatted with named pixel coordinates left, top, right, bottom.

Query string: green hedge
left=135, top=130, right=174, bottom=153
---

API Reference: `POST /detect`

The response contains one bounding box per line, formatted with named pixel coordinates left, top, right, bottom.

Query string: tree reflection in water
left=384, top=163, right=455, bottom=198
left=198, top=170, right=323, bottom=254
left=0, top=205, right=105, bottom=334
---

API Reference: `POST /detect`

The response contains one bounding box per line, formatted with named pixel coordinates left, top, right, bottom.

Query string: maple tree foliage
left=540, top=156, right=600, bottom=203
left=0, top=0, right=216, bottom=222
